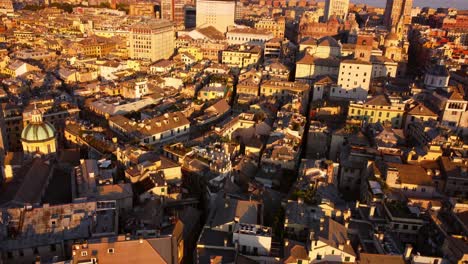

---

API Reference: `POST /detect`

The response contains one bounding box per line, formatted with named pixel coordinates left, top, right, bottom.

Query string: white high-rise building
left=324, top=0, right=349, bottom=21
left=330, top=59, right=372, bottom=100
left=129, top=19, right=175, bottom=62
left=196, top=0, right=235, bottom=33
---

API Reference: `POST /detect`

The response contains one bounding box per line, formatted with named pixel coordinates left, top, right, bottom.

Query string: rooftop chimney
left=404, top=244, right=413, bottom=260
left=369, top=205, right=376, bottom=218
left=309, top=231, right=315, bottom=242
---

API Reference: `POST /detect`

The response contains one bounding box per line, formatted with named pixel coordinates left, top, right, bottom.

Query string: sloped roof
left=197, top=26, right=225, bottom=40
left=318, top=36, right=340, bottom=47
left=427, top=64, right=449, bottom=77
left=449, top=90, right=464, bottom=101
left=360, top=253, right=405, bottom=264
left=365, top=95, right=391, bottom=106
left=315, top=75, right=335, bottom=85
left=297, top=52, right=340, bottom=66
left=316, top=217, right=355, bottom=256
left=73, top=237, right=169, bottom=264
left=408, top=103, right=437, bottom=117
left=387, top=162, right=433, bottom=186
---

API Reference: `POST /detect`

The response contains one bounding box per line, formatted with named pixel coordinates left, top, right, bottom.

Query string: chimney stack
left=378, top=233, right=384, bottom=242
left=404, top=244, right=413, bottom=260
left=369, top=205, right=376, bottom=218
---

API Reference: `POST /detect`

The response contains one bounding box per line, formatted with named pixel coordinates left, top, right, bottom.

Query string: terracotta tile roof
left=408, top=103, right=438, bottom=117
left=359, top=253, right=405, bottom=264
left=72, top=236, right=170, bottom=264
left=449, top=90, right=464, bottom=101
left=197, top=26, right=225, bottom=40
left=317, top=36, right=340, bottom=47
left=316, top=217, right=355, bottom=257
left=365, top=95, right=391, bottom=106
left=387, top=163, right=433, bottom=186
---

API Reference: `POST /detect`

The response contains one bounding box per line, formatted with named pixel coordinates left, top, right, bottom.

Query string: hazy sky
left=350, top=0, right=468, bottom=10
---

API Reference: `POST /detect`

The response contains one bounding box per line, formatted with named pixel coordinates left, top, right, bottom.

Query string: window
left=403, top=225, right=408, bottom=230
left=81, top=251, right=88, bottom=257
left=345, top=257, right=350, bottom=262
left=316, top=254, right=322, bottom=260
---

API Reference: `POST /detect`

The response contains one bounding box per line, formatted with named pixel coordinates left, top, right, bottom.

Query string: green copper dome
left=21, top=121, right=56, bottom=142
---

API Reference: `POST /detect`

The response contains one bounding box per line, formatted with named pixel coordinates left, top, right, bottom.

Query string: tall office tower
left=161, top=0, right=174, bottom=20
left=184, top=5, right=196, bottom=29
left=324, top=0, right=349, bottom=21
left=129, top=2, right=156, bottom=17
left=129, top=19, right=175, bottom=62
left=383, top=0, right=413, bottom=29
left=161, top=0, right=193, bottom=25
left=174, top=0, right=193, bottom=25
left=196, top=0, right=236, bottom=33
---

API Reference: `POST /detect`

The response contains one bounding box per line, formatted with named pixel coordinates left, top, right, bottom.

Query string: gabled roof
left=408, top=103, right=437, bottom=117
left=315, top=75, right=335, bottom=85
left=296, top=52, right=340, bottom=66
left=316, top=217, right=355, bottom=256
left=449, top=90, right=464, bottom=101
left=365, top=95, right=391, bottom=106
left=317, top=36, right=340, bottom=47
left=207, top=99, right=230, bottom=115
left=208, top=195, right=260, bottom=227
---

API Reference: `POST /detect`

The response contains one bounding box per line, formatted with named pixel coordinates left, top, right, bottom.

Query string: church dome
left=21, top=122, right=56, bottom=142
left=21, top=109, right=56, bottom=143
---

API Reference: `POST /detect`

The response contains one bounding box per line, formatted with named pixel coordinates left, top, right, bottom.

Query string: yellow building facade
left=347, top=95, right=405, bottom=128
